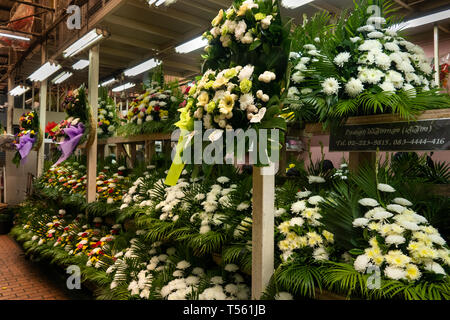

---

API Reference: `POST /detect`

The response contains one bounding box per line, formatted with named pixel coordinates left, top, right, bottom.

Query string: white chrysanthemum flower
left=210, top=276, right=224, bottom=285
left=379, top=81, right=396, bottom=92
left=373, top=210, right=394, bottom=220
left=384, top=266, right=407, bottom=280
left=385, top=235, right=406, bottom=245
left=289, top=217, right=305, bottom=227
left=289, top=52, right=300, bottom=59
left=236, top=202, right=249, bottom=211
left=345, top=78, right=364, bottom=97
left=287, top=87, right=299, bottom=99
left=424, top=261, right=446, bottom=275
left=275, top=208, right=286, bottom=217
left=367, top=31, right=384, bottom=38
left=334, top=52, right=351, bottom=67
left=377, top=183, right=396, bottom=193
left=217, top=176, right=230, bottom=184
left=274, top=292, right=293, bottom=300
left=354, top=254, right=370, bottom=272
left=291, top=200, right=306, bottom=213
left=308, top=195, right=325, bottom=205
left=291, top=71, right=305, bottom=83
left=353, top=218, right=370, bottom=227
left=392, top=198, right=412, bottom=206
left=297, top=190, right=312, bottom=199
left=358, top=39, right=382, bottom=51
left=313, top=247, right=329, bottom=261
left=176, top=260, right=191, bottom=270
left=429, top=234, right=446, bottom=246
left=321, top=77, right=340, bottom=95
left=386, top=204, right=406, bottom=214
left=350, top=36, right=361, bottom=43
left=239, top=94, right=254, bottom=111
left=308, top=176, right=325, bottom=184
left=358, top=198, right=380, bottom=207
left=258, top=71, right=276, bottom=83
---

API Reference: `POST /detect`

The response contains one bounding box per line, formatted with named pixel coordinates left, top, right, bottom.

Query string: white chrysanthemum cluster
left=277, top=194, right=334, bottom=263
left=190, top=177, right=243, bottom=234
left=108, top=240, right=176, bottom=299
left=333, top=163, right=349, bottom=180
left=287, top=19, right=436, bottom=104
left=353, top=186, right=450, bottom=281
left=198, top=267, right=250, bottom=300
left=120, top=166, right=158, bottom=210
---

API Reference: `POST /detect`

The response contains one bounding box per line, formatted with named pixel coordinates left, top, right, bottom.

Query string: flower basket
left=48, top=85, right=94, bottom=165
left=12, top=110, right=40, bottom=167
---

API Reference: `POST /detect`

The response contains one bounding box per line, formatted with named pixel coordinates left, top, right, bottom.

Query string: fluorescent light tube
left=99, top=78, right=116, bottom=87
left=52, top=72, right=73, bottom=84
left=72, top=59, right=89, bottom=70
left=9, top=86, right=30, bottom=96
left=63, top=28, right=105, bottom=58
left=281, top=0, right=314, bottom=9
left=28, top=62, right=62, bottom=82
left=390, top=9, right=450, bottom=31
left=0, top=31, right=30, bottom=41
left=112, top=83, right=135, bottom=92
left=155, top=0, right=166, bottom=6
left=175, top=36, right=208, bottom=54
left=124, top=58, right=161, bottom=77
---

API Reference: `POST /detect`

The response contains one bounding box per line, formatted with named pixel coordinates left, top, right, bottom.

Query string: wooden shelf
left=303, top=108, right=450, bottom=136
left=97, top=133, right=172, bottom=145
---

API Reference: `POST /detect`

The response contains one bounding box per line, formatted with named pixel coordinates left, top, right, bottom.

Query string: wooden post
left=434, top=24, right=440, bottom=86
left=349, top=152, right=376, bottom=173
left=252, top=165, right=275, bottom=300
left=7, top=76, right=14, bottom=134
left=86, top=45, right=99, bottom=203
left=145, top=140, right=155, bottom=164
left=129, top=143, right=137, bottom=167
left=37, top=44, right=47, bottom=177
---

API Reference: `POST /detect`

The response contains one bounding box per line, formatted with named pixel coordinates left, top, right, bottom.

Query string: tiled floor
left=0, top=235, right=71, bottom=300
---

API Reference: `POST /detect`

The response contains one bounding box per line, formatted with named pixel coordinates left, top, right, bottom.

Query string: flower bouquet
left=50, top=85, right=93, bottom=165
left=97, top=90, right=119, bottom=139
left=168, top=0, right=291, bottom=185
left=285, top=0, right=450, bottom=125
left=118, top=69, right=183, bottom=136
left=12, top=110, right=41, bottom=166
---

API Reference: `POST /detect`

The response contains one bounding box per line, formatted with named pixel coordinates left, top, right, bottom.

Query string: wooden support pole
left=7, top=76, right=14, bottom=134
left=37, top=44, right=47, bottom=177
left=348, top=152, right=376, bottom=172
left=434, top=24, right=440, bottom=86
left=145, top=140, right=155, bottom=164
left=252, top=165, right=275, bottom=300
left=129, top=143, right=137, bottom=167
left=86, top=45, right=100, bottom=203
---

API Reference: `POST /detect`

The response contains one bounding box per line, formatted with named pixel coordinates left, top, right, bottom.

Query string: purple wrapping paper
left=54, top=123, right=85, bottom=166
left=15, top=133, right=36, bottom=165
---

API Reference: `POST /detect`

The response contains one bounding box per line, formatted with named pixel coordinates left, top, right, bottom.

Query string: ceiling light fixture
left=175, top=36, right=208, bottom=54
left=28, top=61, right=62, bottom=82
left=52, top=72, right=73, bottom=84
left=124, top=58, right=161, bottom=77
left=390, top=9, right=450, bottom=31
left=0, top=30, right=30, bottom=41
left=99, top=78, right=117, bottom=87
left=9, top=85, right=30, bottom=96
left=281, top=0, right=314, bottom=9
left=63, top=28, right=106, bottom=58
left=72, top=59, right=90, bottom=70
left=112, top=82, right=135, bottom=92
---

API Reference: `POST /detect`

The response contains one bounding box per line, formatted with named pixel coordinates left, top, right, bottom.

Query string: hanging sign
left=329, top=118, right=450, bottom=151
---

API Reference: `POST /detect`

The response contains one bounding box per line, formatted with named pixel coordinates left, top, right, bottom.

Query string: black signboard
left=330, top=118, right=450, bottom=152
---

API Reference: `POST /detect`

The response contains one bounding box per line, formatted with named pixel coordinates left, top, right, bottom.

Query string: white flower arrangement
left=353, top=195, right=450, bottom=281
left=277, top=194, right=334, bottom=263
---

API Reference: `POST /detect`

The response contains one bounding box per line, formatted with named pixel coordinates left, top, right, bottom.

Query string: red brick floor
left=0, top=235, right=70, bottom=300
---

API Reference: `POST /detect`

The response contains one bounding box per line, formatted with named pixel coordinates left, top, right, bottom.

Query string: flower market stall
left=1, top=0, right=450, bottom=304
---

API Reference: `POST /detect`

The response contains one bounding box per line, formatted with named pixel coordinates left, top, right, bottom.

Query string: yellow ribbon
left=164, top=131, right=188, bottom=186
